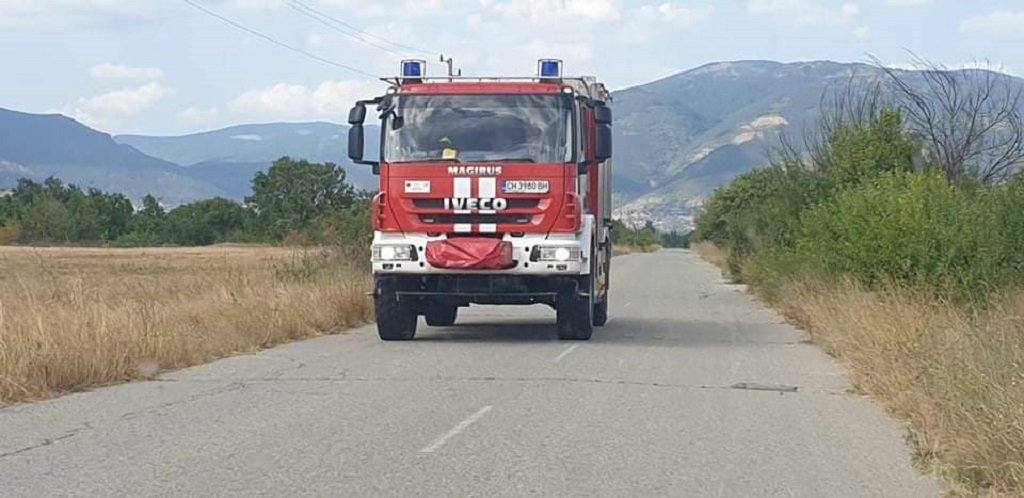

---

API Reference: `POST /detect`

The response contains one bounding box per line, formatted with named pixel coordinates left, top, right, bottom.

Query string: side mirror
left=348, top=125, right=364, bottom=162
left=595, top=123, right=612, bottom=162
left=348, top=103, right=366, bottom=125
left=348, top=125, right=380, bottom=174
left=595, top=104, right=612, bottom=125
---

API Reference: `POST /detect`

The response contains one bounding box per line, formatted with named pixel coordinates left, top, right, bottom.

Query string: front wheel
left=593, top=299, right=608, bottom=327
left=557, top=281, right=593, bottom=341
left=375, top=277, right=418, bottom=341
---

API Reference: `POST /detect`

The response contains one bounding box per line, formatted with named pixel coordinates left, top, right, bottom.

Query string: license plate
left=503, top=180, right=549, bottom=194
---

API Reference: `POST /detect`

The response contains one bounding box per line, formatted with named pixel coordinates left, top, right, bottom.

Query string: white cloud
left=60, top=82, right=174, bottom=131
left=489, top=0, right=621, bottom=26
left=317, top=0, right=474, bottom=19
left=0, top=0, right=158, bottom=29
left=633, top=3, right=712, bottom=26
left=960, top=10, right=1024, bottom=36
left=881, top=0, right=932, bottom=6
left=747, top=0, right=859, bottom=26
left=619, top=2, right=712, bottom=44
left=226, top=80, right=382, bottom=121
left=525, top=39, right=594, bottom=63
left=223, top=0, right=284, bottom=9
left=90, top=63, right=164, bottom=81
left=852, top=26, right=869, bottom=39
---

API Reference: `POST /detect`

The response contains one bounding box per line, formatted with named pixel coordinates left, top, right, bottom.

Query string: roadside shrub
left=693, top=165, right=832, bottom=278
left=794, top=171, right=1007, bottom=302
left=823, top=109, right=918, bottom=188
left=0, top=222, right=19, bottom=245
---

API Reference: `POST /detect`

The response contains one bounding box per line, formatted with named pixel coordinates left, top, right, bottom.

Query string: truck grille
left=419, top=213, right=534, bottom=225
left=412, top=199, right=540, bottom=209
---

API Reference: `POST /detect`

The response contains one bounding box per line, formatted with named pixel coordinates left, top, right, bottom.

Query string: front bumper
left=372, top=232, right=586, bottom=275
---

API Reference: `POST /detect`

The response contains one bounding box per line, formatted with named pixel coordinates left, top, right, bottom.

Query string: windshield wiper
left=486, top=158, right=535, bottom=163
left=391, top=158, right=461, bottom=164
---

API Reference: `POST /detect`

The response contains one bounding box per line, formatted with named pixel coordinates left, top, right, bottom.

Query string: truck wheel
left=557, top=285, right=593, bottom=341
left=425, top=303, right=458, bottom=327
left=375, top=277, right=417, bottom=341
left=593, top=299, right=608, bottom=327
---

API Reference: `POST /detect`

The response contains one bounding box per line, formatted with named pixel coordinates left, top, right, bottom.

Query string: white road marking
left=420, top=406, right=493, bottom=454
left=624, top=302, right=633, bottom=308
left=553, top=344, right=579, bottom=362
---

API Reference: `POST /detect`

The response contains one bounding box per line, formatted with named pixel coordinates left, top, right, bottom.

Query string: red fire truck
left=347, top=59, right=613, bottom=341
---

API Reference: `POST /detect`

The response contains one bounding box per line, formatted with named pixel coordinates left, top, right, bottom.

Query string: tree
left=661, top=230, right=689, bottom=248
left=873, top=55, right=1024, bottom=183
left=246, top=157, right=360, bottom=238
left=825, top=109, right=918, bottom=187
left=163, top=198, right=250, bottom=246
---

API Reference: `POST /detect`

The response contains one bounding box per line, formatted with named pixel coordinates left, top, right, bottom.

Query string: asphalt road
left=0, top=250, right=942, bottom=497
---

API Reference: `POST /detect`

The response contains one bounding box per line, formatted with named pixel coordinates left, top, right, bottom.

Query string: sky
left=2, top=0, right=1023, bottom=135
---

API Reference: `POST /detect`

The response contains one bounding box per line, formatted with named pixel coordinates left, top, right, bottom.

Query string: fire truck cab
left=348, top=59, right=613, bottom=341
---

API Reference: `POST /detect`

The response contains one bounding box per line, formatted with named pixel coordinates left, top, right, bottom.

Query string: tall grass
left=0, top=245, right=372, bottom=405
left=697, top=248, right=1024, bottom=495
left=776, top=281, right=1024, bottom=495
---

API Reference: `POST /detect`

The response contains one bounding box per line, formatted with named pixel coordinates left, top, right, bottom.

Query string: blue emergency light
left=401, top=59, right=425, bottom=78
left=538, top=59, right=563, bottom=79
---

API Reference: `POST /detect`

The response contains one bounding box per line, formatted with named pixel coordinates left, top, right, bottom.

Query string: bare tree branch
left=870, top=54, right=1024, bottom=183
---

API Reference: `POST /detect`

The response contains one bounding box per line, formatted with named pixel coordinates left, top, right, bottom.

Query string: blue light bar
left=401, top=59, right=425, bottom=79
left=538, top=59, right=562, bottom=79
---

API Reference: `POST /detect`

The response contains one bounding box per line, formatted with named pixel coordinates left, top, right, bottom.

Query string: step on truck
left=348, top=59, right=613, bottom=341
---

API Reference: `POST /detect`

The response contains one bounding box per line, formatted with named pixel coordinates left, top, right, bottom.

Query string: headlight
left=373, top=244, right=417, bottom=261
left=532, top=246, right=581, bottom=262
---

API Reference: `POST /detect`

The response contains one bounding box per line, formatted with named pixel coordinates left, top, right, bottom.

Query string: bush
left=822, top=109, right=918, bottom=188
left=794, top=171, right=1011, bottom=302
left=693, top=165, right=832, bottom=277
left=0, top=222, right=20, bottom=245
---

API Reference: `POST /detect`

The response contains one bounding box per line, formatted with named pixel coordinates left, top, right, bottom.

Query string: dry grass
left=0, top=245, right=372, bottom=405
left=776, top=282, right=1024, bottom=495
left=694, top=245, right=1024, bottom=495
left=612, top=243, right=663, bottom=256
left=692, top=242, right=729, bottom=274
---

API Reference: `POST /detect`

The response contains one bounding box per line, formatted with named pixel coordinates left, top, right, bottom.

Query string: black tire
left=374, top=277, right=417, bottom=341
left=592, top=248, right=610, bottom=327
left=593, top=299, right=608, bottom=327
left=557, top=279, right=593, bottom=341
left=425, top=303, right=458, bottom=327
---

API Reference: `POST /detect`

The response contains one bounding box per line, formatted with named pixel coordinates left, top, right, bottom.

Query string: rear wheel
left=425, top=302, right=458, bottom=327
left=375, top=277, right=418, bottom=341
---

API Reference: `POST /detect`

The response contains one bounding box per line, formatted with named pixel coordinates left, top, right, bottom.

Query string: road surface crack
left=118, top=382, right=247, bottom=421
left=0, top=422, right=92, bottom=460
left=152, top=375, right=809, bottom=395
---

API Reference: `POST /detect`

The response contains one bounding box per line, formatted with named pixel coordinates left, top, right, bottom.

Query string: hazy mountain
left=611, top=60, right=873, bottom=229
left=7, top=60, right=1022, bottom=223
left=611, top=60, right=1024, bottom=230
left=0, top=108, right=227, bottom=205
left=116, top=122, right=378, bottom=195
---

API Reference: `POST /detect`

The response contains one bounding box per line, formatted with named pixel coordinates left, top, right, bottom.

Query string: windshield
left=383, top=94, right=574, bottom=164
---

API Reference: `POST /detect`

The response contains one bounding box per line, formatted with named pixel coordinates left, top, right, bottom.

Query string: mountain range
left=4, top=60, right=1023, bottom=229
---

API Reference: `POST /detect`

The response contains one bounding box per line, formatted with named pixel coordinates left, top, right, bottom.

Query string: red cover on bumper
left=426, top=238, right=514, bottom=270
